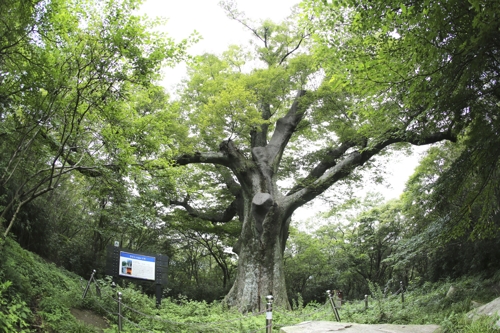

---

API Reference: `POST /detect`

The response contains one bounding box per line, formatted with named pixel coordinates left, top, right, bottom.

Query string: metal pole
left=326, top=290, right=341, bottom=322
left=400, top=281, right=404, bottom=309
left=118, top=292, right=123, bottom=332
left=365, top=294, right=368, bottom=310
left=155, top=284, right=163, bottom=307
left=92, top=274, right=101, bottom=297
left=266, top=295, right=273, bottom=333
left=82, top=269, right=96, bottom=299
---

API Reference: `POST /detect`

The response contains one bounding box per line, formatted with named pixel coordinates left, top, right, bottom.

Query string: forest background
left=1, top=0, right=499, bottom=316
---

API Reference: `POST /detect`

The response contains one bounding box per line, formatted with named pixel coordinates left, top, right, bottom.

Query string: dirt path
left=280, top=321, right=440, bottom=333
left=70, top=308, right=110, bottom=332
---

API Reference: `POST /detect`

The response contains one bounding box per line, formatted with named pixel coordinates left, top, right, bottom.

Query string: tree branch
left=253, top=90, right=309, bottom=176
left=283, top=128, right=457, bottom=216
left=221, top=1, right=266, bottom=44
left=176, top=151, right=231, bottom=167
left=216, top=166, right=242, bottom=196
left=286, top=140, right=358, bottom=196
left=170, top=198, right=238, bottom=223
left=278, top=33, right=309, bottom=66
left=250, top=103, right=271, bottom=148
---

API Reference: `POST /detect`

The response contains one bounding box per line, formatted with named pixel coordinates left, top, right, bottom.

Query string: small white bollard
left=266, top=295, right=273, bottom=333
left=118, top=292, right=123, bottom=331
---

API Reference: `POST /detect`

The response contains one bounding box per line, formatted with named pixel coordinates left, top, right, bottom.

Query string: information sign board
left=118, top=251, right=156, bottom=281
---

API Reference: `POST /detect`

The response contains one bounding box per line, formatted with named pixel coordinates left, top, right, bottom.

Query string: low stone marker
left=280, top=321, right=440, bottom=333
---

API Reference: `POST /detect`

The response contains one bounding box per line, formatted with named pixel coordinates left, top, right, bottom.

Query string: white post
left=266, top=295, right=273, bottom=333
left=117, top=292, right=123, bottom=331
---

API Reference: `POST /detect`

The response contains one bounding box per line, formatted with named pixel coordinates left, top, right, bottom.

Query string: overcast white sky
left=141, top=0, right=301, bottom=91
left=139, top=0, right=428, bottom=222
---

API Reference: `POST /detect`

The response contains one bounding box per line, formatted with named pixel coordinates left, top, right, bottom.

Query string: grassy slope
left=0, top=237, right=97, bottom=332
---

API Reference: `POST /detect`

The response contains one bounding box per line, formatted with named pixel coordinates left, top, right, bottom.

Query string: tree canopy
left=0, top=0, right=188, bottom=238
left=303, top=0, right=500, bottom=238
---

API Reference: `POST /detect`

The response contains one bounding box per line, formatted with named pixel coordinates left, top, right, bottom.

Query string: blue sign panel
left=119, top=251, right=156, bottom=281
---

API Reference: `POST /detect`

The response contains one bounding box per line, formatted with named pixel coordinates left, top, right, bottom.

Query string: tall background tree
left=0, top=0, right=194, bottom=292
left=304, top=0, right=500, bottom=238
left=284, top=198, right=406, bottom=303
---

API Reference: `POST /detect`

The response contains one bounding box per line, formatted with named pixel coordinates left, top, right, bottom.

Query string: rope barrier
left=278, top=302, right=330, bottom=315
left=81, top=278, right=118, bottom=319
left=94, top=294, right=324, bottom=332
left=82, top=272, right=347, bottom=333
left=96, top=294, right=331, bottom=333
left=121, top=300, right=266, bottom=326
left=274, top=303, right=331, bottom=321
left=94, top=298, right=118, bottom=318
left=115, top=296, right=272, bottom=332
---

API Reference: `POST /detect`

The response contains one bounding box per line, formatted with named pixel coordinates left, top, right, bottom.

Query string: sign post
left=106, top=246, right=168, bottom=305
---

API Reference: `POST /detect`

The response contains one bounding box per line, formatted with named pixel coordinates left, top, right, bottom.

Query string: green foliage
left=164, top=216, right=238, bottom=302
left=284, top=227, right=337, bottom=303
left=1, top=0, right=499, bottom=321
left=0, top=281, right=31, bottom=333
left=391, top=142, right=500, bottom=282
left=429, top=139, right=500, bottom=240
left=284, top=198, right=408, bottom=302
left=441, top=315, right=500, bottom=333
left=78, top=273, right=500, bottom=332
left=0, top=238, right=95, bottom=331
left=304, top=0, right=500, bottom=242
left=178, top=41, right=315, bottom=151
left=338, top=276, right=500, bottom=332
left=0, top=0, right=187, bottom=240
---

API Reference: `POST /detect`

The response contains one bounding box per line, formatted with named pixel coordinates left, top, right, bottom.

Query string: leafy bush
left=0, top=281, right=31, bottom=333
left=0, top=238, right=85, bottom=331
left=335, top=277, right=500, bottom=332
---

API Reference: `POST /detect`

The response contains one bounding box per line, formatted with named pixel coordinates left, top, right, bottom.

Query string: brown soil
left=70, top=308, right=110, bottom=332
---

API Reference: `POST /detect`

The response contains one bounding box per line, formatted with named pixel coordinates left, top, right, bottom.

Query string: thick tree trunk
left=224, top=201, right=290, bottom=312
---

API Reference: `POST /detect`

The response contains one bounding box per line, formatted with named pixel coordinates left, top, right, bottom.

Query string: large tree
left=304, top=0, right=500, bottom=236
left=0, top=0, right=187, bottom=239
left=166, top=2, right=458, bottom=311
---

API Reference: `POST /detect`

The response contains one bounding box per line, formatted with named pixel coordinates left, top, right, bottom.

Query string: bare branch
left=176, top=151, right=231, bottom=167
left=283, top=128, right=457, bottom=216
left=220, top=1, right=266, bottom=44
left=278, top=33, right=310, bottom=65
left=264, top=89, right=309, bottom=170
left=170, top=198, right=238, bottom=223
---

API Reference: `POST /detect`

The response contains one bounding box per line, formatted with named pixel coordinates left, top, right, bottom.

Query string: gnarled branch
left=283, top=128, right=457, bottom=217
left=170, top=197, right=238, bottom=224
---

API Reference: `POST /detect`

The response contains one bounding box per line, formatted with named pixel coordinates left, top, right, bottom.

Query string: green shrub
left=1, top=238, right=85, bottom=331
left=0, top=281, right=31, bottom=333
